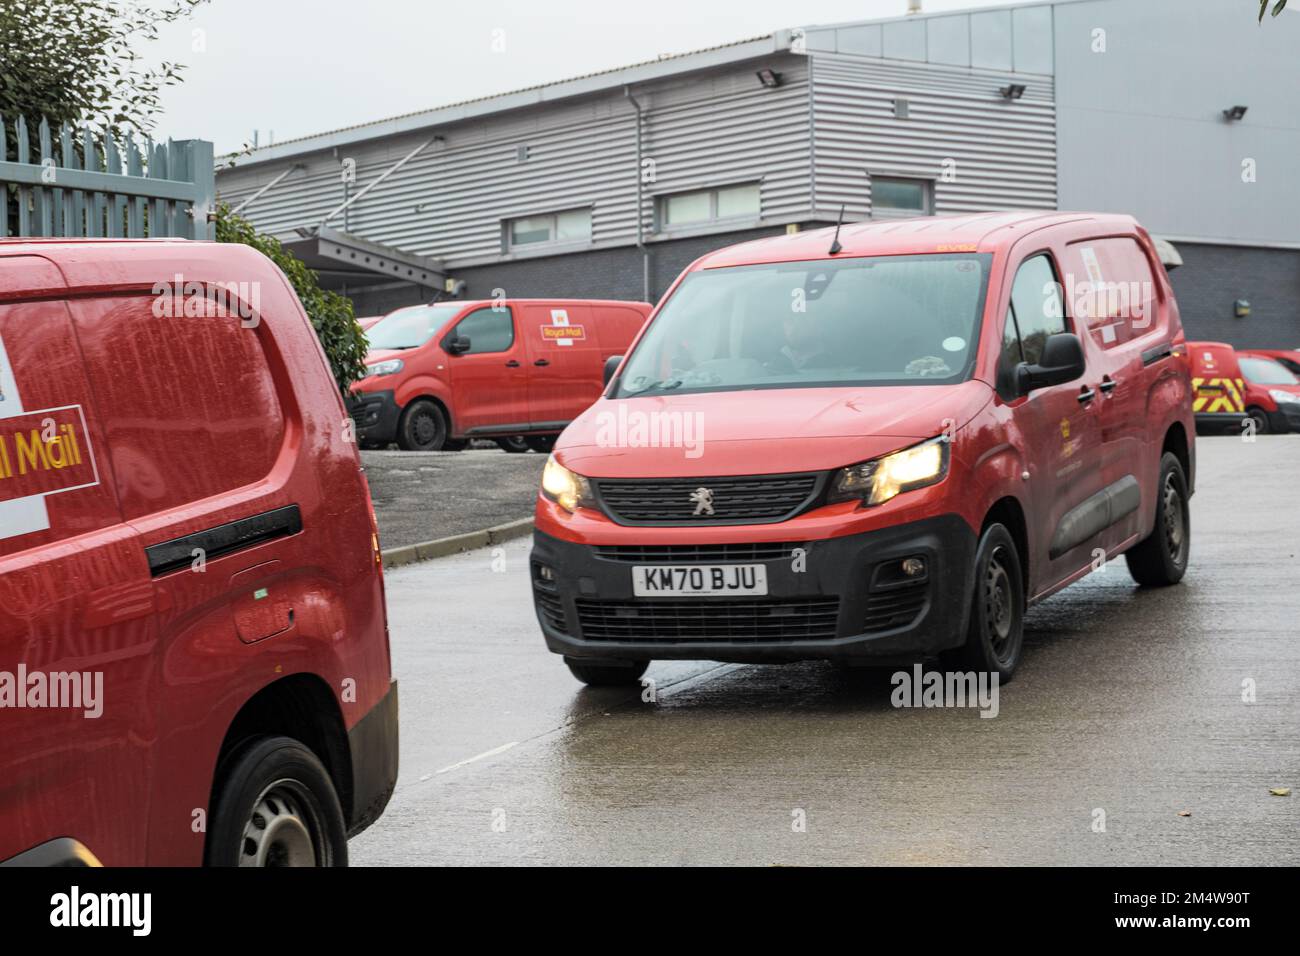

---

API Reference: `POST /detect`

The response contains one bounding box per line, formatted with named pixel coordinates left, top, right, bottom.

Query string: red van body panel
left=1235, top=350, right=1300, bottom=433
left=532, top=212, right=1195, bottom=665
left=0, top=239, right=397, bottom=866
left=349, top=299, right=650, bottom=447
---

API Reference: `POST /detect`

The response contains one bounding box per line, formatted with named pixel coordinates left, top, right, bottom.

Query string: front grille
left=534, top=590, right=568, bottom=634
left=594, top=473, right=820, bottom=524
left=862, top=580, right=928, bottom=633
left=575, top=597, right=840, bottom=643
left=594, top=542, right=800, bottom=563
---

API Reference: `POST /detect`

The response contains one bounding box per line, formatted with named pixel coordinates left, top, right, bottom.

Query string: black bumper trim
left=348, top=389, right=402, bottom=445
left=346, top=680, right=399, bottom=838
left=530, top=514, right=977, bottom=665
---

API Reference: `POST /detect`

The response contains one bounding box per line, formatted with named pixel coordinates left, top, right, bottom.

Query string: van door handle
left=1077, top=386, right=1096, bottom=404
left=1099, top=377, right=1117, bottom=394
left=534, top=359, right=550, bottom=367
left=504, top=360, right=520, bottom=368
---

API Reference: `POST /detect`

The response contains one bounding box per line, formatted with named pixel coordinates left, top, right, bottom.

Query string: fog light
left=537, top=564, right=555, bottom=582
left=901, top=557, right=926, bottom=577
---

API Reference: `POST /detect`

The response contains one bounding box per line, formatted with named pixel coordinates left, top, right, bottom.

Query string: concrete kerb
left=381, top=517, right=534, bottom=569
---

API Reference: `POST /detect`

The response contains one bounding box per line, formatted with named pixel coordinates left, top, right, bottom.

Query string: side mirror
left=446, top=335, right=471, bottom=355
left=603, top=354, right=623, bottom=388
left=1017, top=332, right=1085, bottom=394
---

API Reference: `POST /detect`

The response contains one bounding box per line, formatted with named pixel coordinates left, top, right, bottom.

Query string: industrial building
left=215, top=0, right=1300, bottom=345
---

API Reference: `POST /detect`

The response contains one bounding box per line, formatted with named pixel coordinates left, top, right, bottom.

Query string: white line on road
left=436, top=741, right=519, bottom=775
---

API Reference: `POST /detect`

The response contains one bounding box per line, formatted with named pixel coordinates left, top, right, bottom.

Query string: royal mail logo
left=0, top=405, right=99, bottom=505
left=540, top=325, right=587, bottom=342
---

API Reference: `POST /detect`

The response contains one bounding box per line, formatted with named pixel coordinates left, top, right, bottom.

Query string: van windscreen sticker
left=542, top=308, right=585, bottom=346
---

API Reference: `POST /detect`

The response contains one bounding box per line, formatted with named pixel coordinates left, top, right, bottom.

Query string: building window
left=870, top=177, right=933, bottom=218
left=659, top=183, right=761, bottom=229
left=505, top=208, right=592, bottom=249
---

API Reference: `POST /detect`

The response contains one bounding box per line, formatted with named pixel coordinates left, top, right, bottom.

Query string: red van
left=1186, top=341, right=1247, bottom=434
left=531, top=212, right=1195, bottom=684
left=1241, top=348, right=1300, bottom=377
left=350, top=299, right=650, bottom=452
left=1236, top=352, right=1300, bottom=433
left=0, top=239, right=396, bottom=867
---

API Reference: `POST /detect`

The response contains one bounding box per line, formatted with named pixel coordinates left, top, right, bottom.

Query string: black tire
left=943, top=522, right=1025, bottom=681
left=564, top=657, right=649, bottom=686
left=397, top=399, right=447, bottom=451
left=1246, top=406, right=1271, bottom=435
left=526, top=435, right=557, bottom=454
left=1125, top=451, right=1190, bottom=587
left=442, top=439, right=469, bottom=452
left=205, top=735, right=347, bottom=868
left=496, top=436, right=530, bottom=454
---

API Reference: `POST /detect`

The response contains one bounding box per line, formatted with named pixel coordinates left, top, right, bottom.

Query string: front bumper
left=1194, top=411, right=1246, bottom=433
left=346, top=679, right=398, bottom=838
left=348, top=389, right=401, bottom=446
left=530, top=515, right=976, bottom=665
left=1269, top=405, right=1300, bottom=433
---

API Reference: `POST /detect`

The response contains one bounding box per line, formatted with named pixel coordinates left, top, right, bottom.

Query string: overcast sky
left=149, top=0, right=1015, bottom=153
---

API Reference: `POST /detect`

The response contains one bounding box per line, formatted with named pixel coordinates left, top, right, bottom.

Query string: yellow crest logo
left=1059, top=417, right=1071, bottom=440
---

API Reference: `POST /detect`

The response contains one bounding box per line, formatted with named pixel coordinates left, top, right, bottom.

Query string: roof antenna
left=828, top=204, right=846, bottom=255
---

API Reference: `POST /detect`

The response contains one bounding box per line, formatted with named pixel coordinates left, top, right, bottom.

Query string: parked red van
left=0, top=239, right=396, bottom=867
left=1241, top=348, right=1300, bottom=377
left=350, top=299, right=651, bottom=452
left=1186, top=341, right=1247, bottom=434
left=1236, top=352, right=1300, bottom=433
left=531, top=212, right=1195, bottom=684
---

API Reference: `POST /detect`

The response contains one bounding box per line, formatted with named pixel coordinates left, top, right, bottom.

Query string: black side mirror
left=603, top=354, right=623, bottom=388
left=446, top=335, right=471, bottom=355
left=1017, top=332, right=1085, bottom=394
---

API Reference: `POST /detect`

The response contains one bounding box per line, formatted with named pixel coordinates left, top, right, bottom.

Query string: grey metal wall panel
left=217, top=58, right=811, bottom=267
left=927, top=16, right=971, bottom=68
left=835, top=24, right=882, bottom=57
left=810, top=53, right=1057, bottom=220
left=970, top=10, right=1014, bottom=71
left=882, top=19, right=927, bottom=62
left=1012, top=5, right=1055, bottom=74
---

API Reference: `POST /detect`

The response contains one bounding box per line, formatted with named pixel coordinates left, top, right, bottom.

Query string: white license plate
left=631, top=564, right=768, bottom=597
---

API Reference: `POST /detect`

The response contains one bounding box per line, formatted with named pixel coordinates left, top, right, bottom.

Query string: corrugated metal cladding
left=810, top=53, right=1057, bottom=220
left=216, top=57, right=812, bottom=268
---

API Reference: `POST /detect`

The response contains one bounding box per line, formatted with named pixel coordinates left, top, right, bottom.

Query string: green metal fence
left=0, top=115, right=215, bottom=240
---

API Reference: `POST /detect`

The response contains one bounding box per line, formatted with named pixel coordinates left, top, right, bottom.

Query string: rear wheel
left=1246, top=406, right=1271, bottom=435
left=397, top=399, right=447, bottom=451
left=564, top=657, right=649, bottom=687
left=1125, top=451, right=1190, bottom=586
left=526, top=435, right=557, bottom=454
left=205, top=736, right=347, bottom=867
left=943, top=522, right=1025, bottom=681
left=496, top=436, right=530, bottom=454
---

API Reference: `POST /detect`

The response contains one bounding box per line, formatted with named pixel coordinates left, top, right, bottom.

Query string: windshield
left=614, top=253, right=992, bottom=398
left=366, top=303, right=464, bottom=351
left=1240, top=356, right=1299, bottom=385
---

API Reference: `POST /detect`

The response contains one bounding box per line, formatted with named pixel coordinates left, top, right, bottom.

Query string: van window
left=614, top=253, right=992, bottom=397
left=367, top=303, right=464, bottom=350
left=455, top=307, right=514, bottom=354
left=1240, top=356, right=1299, bottom=386
left=1063, top=237, right=1158, bottom=350
left=1008, top=254, right=1067, bottom=366
left=69, top=295, right=284, bottom=520
left=0, top=300, right=123, bottom=557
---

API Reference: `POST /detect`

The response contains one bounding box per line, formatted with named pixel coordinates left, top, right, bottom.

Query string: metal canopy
left=280, top=226, right=444, bottom=293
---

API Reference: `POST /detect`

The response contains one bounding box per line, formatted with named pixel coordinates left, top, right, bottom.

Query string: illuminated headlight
left=1268, top=389, right=1299, bottom=404
left=541, top=455, right=594, bottom=513
left=367, top=359, right=404, bottom=377
left=829, top=437, right=950, bottom=507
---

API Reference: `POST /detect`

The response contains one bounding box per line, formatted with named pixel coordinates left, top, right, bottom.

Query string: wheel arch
left=982, top=495, right=1030, bottom=592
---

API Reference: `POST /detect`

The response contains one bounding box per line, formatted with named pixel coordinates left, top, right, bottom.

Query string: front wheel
left=526, top=435, right=557, bottom=454
left=1246, top=406, right=1271, bottom=436
left=943, top=522, right=1025, bottom=681
left=205, top=736, right=348, bottom=867
left=1125, top=451, right=1190, bottom=586
left=564, top=657, right=649, bottom=686
left=397, top=399, right=447, bottom=451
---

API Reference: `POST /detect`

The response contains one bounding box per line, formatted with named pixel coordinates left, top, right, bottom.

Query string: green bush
left=214, top=202, right=368, bottom=394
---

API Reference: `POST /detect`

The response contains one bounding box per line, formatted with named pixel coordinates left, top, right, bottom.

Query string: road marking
left=436, top=741, right=519, bottom=775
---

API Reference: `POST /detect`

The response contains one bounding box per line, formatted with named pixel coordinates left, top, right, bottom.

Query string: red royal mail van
left=1186, top=341, right=1247, bottom=434
left=350, top=299, right=650, bottom=452
left=531, top=212, right=1195, bottom=684
left=0, top=239, right=396, bottom=867
left=1236, top=352, right=1300, bottom=434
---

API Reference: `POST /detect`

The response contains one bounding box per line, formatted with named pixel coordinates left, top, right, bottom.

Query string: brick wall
left=1166, top=243, right=1300, bottom=348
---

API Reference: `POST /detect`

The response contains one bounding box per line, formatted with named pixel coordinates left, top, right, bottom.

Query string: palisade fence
left=0, top=115, right=215, bottom=240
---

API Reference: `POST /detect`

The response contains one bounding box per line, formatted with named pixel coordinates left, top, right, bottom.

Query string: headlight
left=829, top=437, right=950, bottom=507
left=541, top=455, right=594, bottom=513
left=367, top=359, right=404, bottom=377
left=1268, top=389, right=1299, bottom=404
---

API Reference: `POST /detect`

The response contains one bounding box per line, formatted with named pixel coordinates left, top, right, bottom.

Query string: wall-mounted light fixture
left=756, top=68, right=783, bottom=89
left=999, top=84, right=1027, bottom=100
left=1234, top=298, right=1251, bottom=318
left=1222, top=105, right=1248, bottom=121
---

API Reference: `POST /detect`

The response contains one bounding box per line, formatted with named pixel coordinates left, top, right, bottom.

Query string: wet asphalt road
left=350, top=435, right=1300, bottom=866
